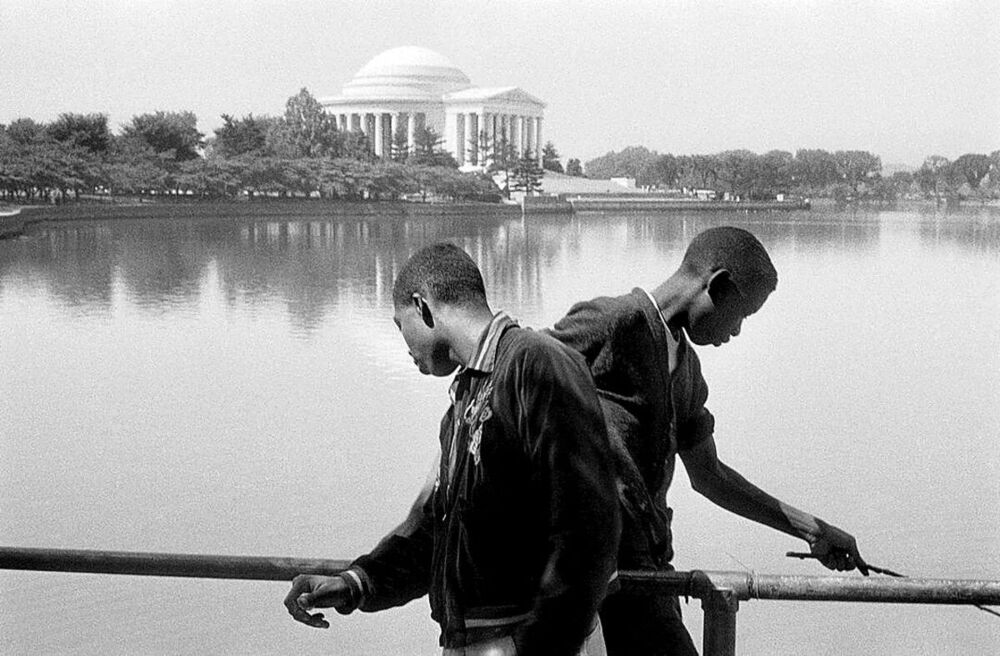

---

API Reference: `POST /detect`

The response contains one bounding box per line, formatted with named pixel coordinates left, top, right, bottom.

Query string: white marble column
left=407, top=112, right=416, bottom=153
left=510, top=116, right=520, bottom=156
left=463, top=112, right=475, bottom=166
left=391, top=113, right=401, bottom=157
left=477, top=111, right=487, bottom=147
left=535, top=116, right=543, bottom=165
left=374, top=113, right=384, bottom=157
left=444, top=111, right=458, bottom=162
left=501, top=114, right=510, bottom=146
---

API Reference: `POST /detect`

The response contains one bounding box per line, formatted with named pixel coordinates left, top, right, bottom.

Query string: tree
left=565, top=158, right=583, bottom=177
left=474, top=128, right=496, bottom=169
left=47, top=113, right=111, bottom=153
left=512, top=149, right=544, bottom=195
left=888, top=170, right=916, bottom=199
left=915, top=155, right=955, bottom=202
left=986, top=151, right=1000, bottom=197
left=833, top=150, right=881, bottom=194
left=758, top=150, right=794, bottom=195
left=390, top=121, right=410, bottom=162
left=121, top=111, right=204, bottom=161
left=5, top=118, right=47, bottom=145
left=341, top=129, right=375, bottom=162
left=643, top=154, right=680, bottom=189
left=584, top=145, right=656, bottom=180
left=792, top=149, right=840, bottom=191
left=42, top=113, right=112, bottom=199
left=485, top=134, right=519, bottom=198
left=682, top=154, right=719, bottom=189
left=213, top=113, right=271, bottom=158
left=715, top=150, right=759, bottom=198
left=107, top=135, right=170, bottom=195
left=541, top=141, right=563, bottom=173
left=411, top=126, right=457, bottom=168
left=951, top=153, right=992, bottom=190
left=176, top=156, right=241, bottom=198
left=268, top=88, right=341, bottom=159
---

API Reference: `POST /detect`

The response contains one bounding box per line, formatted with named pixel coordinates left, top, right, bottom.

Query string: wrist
left=780, top=502, right=821, bottom=544
left=335, top=568, right=369, bottom=614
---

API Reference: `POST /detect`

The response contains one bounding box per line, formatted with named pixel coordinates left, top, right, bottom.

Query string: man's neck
left=649, top=273, right=701, bottom=334
left=440, top=306, right=496, bottom=367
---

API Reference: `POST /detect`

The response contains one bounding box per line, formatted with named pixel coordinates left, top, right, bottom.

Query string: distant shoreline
left=2, top=196, right=997, bottom=239
left=3, top=199, right=521, bottom=222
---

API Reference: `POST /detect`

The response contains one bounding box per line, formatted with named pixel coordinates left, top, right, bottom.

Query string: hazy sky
left=2, top=0, right=996, bottom=167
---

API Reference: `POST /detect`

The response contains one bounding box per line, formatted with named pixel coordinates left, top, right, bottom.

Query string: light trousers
left=442, top=617, right=607, bottom=656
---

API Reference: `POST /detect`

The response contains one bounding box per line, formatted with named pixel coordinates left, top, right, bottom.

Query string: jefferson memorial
left=321, top=46, right=546, bottom=169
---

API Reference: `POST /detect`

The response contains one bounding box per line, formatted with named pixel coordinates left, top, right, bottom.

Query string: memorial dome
left=341, top=46, right=473, bottom=101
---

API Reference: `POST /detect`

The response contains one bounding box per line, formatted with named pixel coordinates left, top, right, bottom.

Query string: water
left=1, top=205, right=998, bottom=655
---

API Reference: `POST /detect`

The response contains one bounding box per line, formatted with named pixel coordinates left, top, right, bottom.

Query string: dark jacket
left=547, top=289, right=715, bottom=568
left=350, top=317, right=620, bottom=655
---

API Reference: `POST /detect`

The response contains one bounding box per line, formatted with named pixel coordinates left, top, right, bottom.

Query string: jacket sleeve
left=511, top=340, right=621, bottom=656
left=544, top=296, right=617, bottom=363
left=347, top=453, right=438, bottom=612
left=674, top=342, right=716, bottom=451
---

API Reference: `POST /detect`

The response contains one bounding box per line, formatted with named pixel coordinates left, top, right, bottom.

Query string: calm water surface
left=2, top=205, right=998, bottom=655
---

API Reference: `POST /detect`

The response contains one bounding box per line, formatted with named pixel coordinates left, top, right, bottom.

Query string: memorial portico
left=442, top=88, right=545, bottom=168
left=321, top=46, right=545, bottom=169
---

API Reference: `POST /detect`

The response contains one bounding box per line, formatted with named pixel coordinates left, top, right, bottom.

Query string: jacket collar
left=465, top=311, right=517, bottom=374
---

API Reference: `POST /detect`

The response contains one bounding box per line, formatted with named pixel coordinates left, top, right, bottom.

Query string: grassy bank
left=12, top=198, right=522, bottom=223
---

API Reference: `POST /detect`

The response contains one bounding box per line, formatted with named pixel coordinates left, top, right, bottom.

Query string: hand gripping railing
left=3, top=546, right=999, bottom=656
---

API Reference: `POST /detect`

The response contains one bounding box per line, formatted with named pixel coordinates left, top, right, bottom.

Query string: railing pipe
left=4, top=547, right=999, bottom=656
left=619, top=569, right=1000, bottom=606
left=0, top=546, right=348, bottom=581
left=701, top=587, right=738, bottom=656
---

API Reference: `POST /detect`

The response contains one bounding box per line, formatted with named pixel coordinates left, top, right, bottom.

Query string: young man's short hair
left=681, top=227, right=778, bottom=303
left=393, top=242, right=488, bottom=309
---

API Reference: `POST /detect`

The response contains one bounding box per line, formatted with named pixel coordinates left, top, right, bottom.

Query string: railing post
left=702, top=587, right=739, bottom=656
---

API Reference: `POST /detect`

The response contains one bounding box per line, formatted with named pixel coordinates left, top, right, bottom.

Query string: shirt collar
left=642, top=288, right=681, bottom=341
left=465, top=311, right=516, bottom=374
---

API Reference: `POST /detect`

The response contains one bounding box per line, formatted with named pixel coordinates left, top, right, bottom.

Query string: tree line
left=7, top=87, right=994, bottom=207
left=0, top=89, right=509, bottom=204
left=580, top=146, right=1000, bottom=204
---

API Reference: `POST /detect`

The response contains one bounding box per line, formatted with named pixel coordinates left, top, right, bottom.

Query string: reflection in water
left=3, top=214, right=557, bottom=334
left=5, top=208, right=996, bottom=335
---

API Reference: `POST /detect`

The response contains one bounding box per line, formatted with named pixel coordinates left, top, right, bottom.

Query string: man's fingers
left=820, top=550, right=850, bottom=571
left=285, top=596, right=330, bottom=628
left=304, top=612, right=330, bottom=629
left=292, top=609, right=329, bottom=628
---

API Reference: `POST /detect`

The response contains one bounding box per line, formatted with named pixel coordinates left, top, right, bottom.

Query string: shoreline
left=2, top=199, right=521, bottom=224
left=2, top=196, right=998, bottom=238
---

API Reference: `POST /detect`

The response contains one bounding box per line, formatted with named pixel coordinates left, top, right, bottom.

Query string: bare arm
left=679, top=435, right=868, bottom=574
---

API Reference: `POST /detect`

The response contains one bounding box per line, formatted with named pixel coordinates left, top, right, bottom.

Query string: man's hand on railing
left=284, top=574, right=352, bottom=629
left=809, top=519, right=870, bottom=576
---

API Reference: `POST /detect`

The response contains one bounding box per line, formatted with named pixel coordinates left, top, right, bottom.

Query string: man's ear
left=412, top=293, right=434, bottom=328
left=706, top=269, right=734, bottom=301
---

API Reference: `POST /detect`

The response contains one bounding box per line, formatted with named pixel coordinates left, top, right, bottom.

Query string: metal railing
left=3, top=546, right=999, bottom=656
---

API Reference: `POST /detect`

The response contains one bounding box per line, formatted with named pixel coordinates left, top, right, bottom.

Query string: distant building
left=321, top=46, right=545, bottom=169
